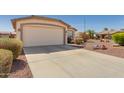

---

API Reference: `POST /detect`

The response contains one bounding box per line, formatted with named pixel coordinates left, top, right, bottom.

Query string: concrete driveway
left=24, top=45, right=124, bottom=78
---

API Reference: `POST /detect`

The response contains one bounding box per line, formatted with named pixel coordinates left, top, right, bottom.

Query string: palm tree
left=86, top=29, right=95, bottom=39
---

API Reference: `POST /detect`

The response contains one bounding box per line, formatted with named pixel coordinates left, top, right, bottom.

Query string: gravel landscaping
left=8, top=50, right=33, bottom=78
left=84, top=39, right=124, bottom=58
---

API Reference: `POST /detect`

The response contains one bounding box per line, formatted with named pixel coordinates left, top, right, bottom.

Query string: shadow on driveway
left=24, top=45, right=79, bottom=54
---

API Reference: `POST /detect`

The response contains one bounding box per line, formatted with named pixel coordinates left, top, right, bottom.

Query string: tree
left=75, top=32, right=89, bottom=43
left=112, top=32, right=124, bottom=45
left=86, top=29, right=95, bottom=39
left=77, top=32, right=89, bottom=42
left=104, top=28, right=108, bottom=31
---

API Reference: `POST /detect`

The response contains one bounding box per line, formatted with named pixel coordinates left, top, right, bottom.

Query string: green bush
left=0, top=38, right=23, bottom=59
left=75, top=38, right=83, bottom=45
left=0, top=49, right=13, bottom=77
left=112, top=32, right=124, bottom=45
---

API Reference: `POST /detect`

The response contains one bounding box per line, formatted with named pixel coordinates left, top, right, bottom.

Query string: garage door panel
left=23, top=25, right=64, bottom=47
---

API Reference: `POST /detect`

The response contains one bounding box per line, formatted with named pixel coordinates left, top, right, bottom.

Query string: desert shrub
left=75, top=32, right=89, bottom=42
left=0, top=49, right=13, bottom=77
left=112, top=32, right=124, bottom=45
left=0, top=38, right=23, bottom=59
left=74, top=38, right=83, bottom=45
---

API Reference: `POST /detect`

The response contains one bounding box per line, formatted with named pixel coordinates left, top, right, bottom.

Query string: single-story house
left=98, top=29, right=124, bottom=39
left=11, top=16, right=77, bottom=47
left=0, top=32, right=16, bottom=38
left=98, top=29, right=117, bottom=39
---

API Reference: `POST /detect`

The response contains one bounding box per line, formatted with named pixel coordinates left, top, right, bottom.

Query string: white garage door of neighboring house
left=22, top=25, right=64, bottom=47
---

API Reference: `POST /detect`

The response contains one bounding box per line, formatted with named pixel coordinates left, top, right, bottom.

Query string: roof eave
left=11, top=15, right=78, bottom=32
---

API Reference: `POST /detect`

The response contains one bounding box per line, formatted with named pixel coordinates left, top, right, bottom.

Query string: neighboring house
left=11, top=15, right=77, bottom=47
left=0, top=32, right=16, bottom=38
left=98, top=29, right=124, bottom=39
left=98, top=29, right=117, bottom=39
left=112, top=29, right=124, bottom=34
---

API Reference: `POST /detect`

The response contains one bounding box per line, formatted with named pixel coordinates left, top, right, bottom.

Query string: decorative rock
left=113, top=44, right=120, bottom=47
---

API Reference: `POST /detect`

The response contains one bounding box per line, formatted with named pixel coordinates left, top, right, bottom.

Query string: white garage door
left=22, top=25, right=64, bottom=47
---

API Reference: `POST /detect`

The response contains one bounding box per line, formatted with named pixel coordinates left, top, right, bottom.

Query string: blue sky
left=1, top=15, right=124, bottom=32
